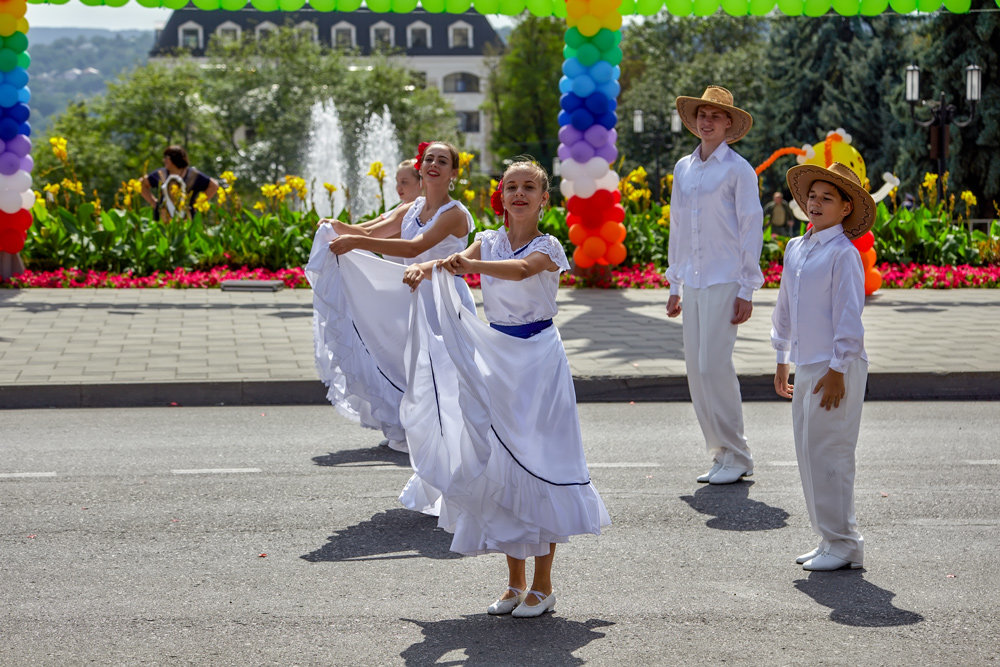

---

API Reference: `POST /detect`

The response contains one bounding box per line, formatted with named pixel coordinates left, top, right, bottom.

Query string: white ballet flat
left=511, top=590, right=556, bottom=618
left=487, top=586, right=525, bottom=615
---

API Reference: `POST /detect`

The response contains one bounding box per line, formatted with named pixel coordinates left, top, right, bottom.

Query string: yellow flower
left=922, top=172, right=938, bottom=191
left=50, top=137, right=68, bottom=162
left=277, top=184, right=293, bottom=199
left=261, top=183, right=280, bottom=199
left=43, top=183, right=60, bottom=196
left=60, top=178, right=85, bottom=196
left=367, top=161, right=386, bottom=188
left=458, top=151, right=475, bottom=178
left=463, top=189, right=475, bottom=203
left=960, top=190, right=977, bottom=208
left=221, top=171, right=236, bottom=185
left=489, top=179, right=498, bottom=193
left=253, top=201, right=267, bottom=212
left=126, top=178, right=143, bottom=195
left=323, top=182, right=338, bottom=195
left=284, top=175, right=307, bottom=200
left=658, top=204, right=670, bottom=227
left=193, top=192, right=211, bottom=214
left=217, top=188, right=227, bottom=205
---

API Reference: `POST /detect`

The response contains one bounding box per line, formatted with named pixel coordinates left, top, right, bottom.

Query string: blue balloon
left=596, top=111, right=618, bottom=129
left=8, top=103, right=28, bottom=123
left=16, top=86, right=29, bottom=104
left=571, top=74, right=596, bottom=98
left=560, top=93, right=584, bottom=112
left=0, top=118, right=17, bottom=141
left=5, top=67, right=28, bottom=89
left=589, top=61, right=614, bottom=84
left=558, top=110, right=572, bottom=127
left=597, top=80, right=621, bottom=100
left=570, top=108, right=595, bottom=131
left=584, top=92, right=609, bottom=116
left=0, top=84, right=17, bottom=108
left=562, top=58, right=586, bottom=79
left=559, top=76, right=573, bottom=94
left=18, top=121, right=29, bottom=137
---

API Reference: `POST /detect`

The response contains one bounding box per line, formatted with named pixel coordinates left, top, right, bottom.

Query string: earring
left=448, top=179, right=456, bottom=192
left=538, top=207, right=545, bottom=222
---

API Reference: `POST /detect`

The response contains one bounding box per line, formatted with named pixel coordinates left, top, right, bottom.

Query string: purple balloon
left=569, top=140, right=596, bottom=163
left=608, top=128, right=618, bottom=145
left=0, top=139, right=5, bottom=154
left=584, top=125, right=609, bottom=148
left=558, top=125, right=583, bottom=145
left=0, top=151, right=20, bottom=175
left=5, top=133, right=30, bottom=158
left=595, top=144, right=618, bottom=163
left=557, top=143, right=572, bottom=162
left=19, top=154, right=32, bottom=173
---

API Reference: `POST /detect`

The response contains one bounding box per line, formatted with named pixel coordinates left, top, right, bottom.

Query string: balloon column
left=0, top=0, right=31, bottom=256
left=558, top=0, right=627, bottom=269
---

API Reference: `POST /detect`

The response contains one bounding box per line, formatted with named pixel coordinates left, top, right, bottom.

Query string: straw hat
left=786, top=162, right=877, bottom=240
left=675, top=86, right=753, bottom=144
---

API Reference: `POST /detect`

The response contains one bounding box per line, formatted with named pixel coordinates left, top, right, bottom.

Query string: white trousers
left=792, top=358, right=867, bottom=564
left=681, top=282, right=752, bottom=469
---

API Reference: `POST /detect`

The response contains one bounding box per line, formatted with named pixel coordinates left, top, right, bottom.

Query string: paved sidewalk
left=1, top=287, right=998, bottom=408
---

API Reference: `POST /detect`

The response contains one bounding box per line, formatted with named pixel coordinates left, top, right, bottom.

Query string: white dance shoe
left=487, top=586, right=526, bottom=615
left=795, top=546, right=823, bottom=564
left=696, top=462, right=723, bottom=483
left=511, top=590, right=556, bottom=618
left=802, top=551, right=862, bottom=571
left=386, top=439, right=409, bottom=453
left=708, top=465, right=753, bottom=485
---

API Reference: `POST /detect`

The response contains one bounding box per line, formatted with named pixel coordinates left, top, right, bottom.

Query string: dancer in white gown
left=399, top=158, right=610, bottom=618
left=306, top=142, right=475, bottom=453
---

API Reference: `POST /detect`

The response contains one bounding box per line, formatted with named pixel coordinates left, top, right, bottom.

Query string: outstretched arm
left=440, top=247, right=556, bottom=281
left=331, top=206, right=465, bottom=258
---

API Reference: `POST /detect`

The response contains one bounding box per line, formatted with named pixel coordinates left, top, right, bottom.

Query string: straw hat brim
left=675, top=97, right=753, bottom=144
left=786, top=164, right=877, bottom=240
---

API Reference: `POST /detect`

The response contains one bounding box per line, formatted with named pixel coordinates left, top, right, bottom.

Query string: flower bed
left=3, top=262, right=999, bottom=289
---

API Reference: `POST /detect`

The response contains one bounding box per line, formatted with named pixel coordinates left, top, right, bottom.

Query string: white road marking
left=765, top=461, right=800, bottom=467
left=171, top=468, right=262, bottom=475
left=0, top=471, right=57, bottom=478
left=589, top=462, right=662, bottom=468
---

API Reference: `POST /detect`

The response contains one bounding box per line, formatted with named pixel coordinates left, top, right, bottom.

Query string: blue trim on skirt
left=489, top=319, right=553, bottom=339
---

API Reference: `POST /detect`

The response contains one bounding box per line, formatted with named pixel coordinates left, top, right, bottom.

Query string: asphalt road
left=3, top=402, right=999, bottom=665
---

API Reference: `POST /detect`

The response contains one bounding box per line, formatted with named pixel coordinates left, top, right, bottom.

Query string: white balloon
left=584, top=157, right=611, bottom=180
left=573, top=179, right=597, bottom=199
left=0, top=189, right=22, bottom=214
left=8, top=170, right=31, bottom=193
left=560, top=178, right=575, bottom=199
left=596, top=170, right=620, bottom=191
left=21, top=189, right=36, bottom=209
left=560, top=159, right=583, bottom=181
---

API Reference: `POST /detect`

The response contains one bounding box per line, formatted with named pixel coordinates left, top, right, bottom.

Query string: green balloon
left=192, top=0, right=221, bottom=9
left=336, top=0, right=363, bottom=9
left=367, top=0, right=391, bottom=10
left=552, top=0, right=567, bottom=15
left=619, top=0, right=637, bottom=12
left=393, top=0, right=419, bottom=10
left=803, top=0, right=829, bottom=13
left=721, top=0, right=748, bottom=13
left=163, top=0, right=189, bottom=8
left=665, top=0, right=693, bottom=13
left=942, top=0, right=970, bottom=11
left=250, top=0, right=279, bottom=9
left=445, top=0, right=472, bottom=11
left=105, top=0, right=130, bottom=5
left=78, top=0, right=105, bottom=6
left=473, top=0, right=501, bottom=12
left=858, top=0, right=887, bottom=13
left=591, top=29, right=616, bottom=52
left=563, top=45, right=578, bottom=60
left=636, top=0, right=663, bottom=13
left=576, top=43, right=600, bottom=66
left=692, top=0, right=719, bottom=14
left=565, top=27, right=585, bottom=48
left=16, top=51, right=30, bottom=70
left=748, top=0, right=775, bottom=13
left=526, top=0, right=549, bottom=15
left=221, top=0, right=248, bottom=9
left=832, top=0, right=859, bottom=13
left=0, top=50, right=17, bottom=72
left=888, top=0, right=916, bottom=11
left=777, top=0, right=803, bottom=14
left=497, top=0, right=525, bottom=13
left=421, top=0, right=445, bottom=11
left=280, top=0, right=306, bottom=7
left=134, top=0, right=161, bottom=8
left=5, top=33, right=28, bottom=54
left=602, top=46, right=623, bottom=66
left=915, top=0, right=940, bottom=10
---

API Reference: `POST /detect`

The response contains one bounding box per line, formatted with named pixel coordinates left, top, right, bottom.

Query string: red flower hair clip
left=490, top=179, right=509, bottom=227
left=415, top=141, right=432, bottom=166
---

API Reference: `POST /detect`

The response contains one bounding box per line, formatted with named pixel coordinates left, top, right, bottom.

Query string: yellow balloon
left=600, top=12, right=623, bottom=30
left=16, top=18, right=29, bottom=34
left=804, top=139, right=867, bottom=186
left=0, top=16, right=17, bottom=37
left=566, top=0, right=590, bottom=18
left=577, top=15, right=603, bottom=35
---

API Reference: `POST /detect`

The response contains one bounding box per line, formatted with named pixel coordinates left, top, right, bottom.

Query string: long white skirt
left=399, top=269, right=611, bottom=559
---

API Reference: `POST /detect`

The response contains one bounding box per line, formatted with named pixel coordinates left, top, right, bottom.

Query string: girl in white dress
left=306, top=142, right=475, bottom=453
left=399, top=159, right=610, bottom=618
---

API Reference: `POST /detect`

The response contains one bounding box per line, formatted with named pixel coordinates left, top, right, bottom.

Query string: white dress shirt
left=666, top=142, right=764, bottom=300
left=770, top=224, right=867, bottom=373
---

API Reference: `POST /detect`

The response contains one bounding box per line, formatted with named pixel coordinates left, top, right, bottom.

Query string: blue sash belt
left=489, top=319, right=553, bottom=339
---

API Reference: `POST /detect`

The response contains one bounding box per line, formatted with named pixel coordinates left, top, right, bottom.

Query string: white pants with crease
left=681, top=282, right=752, bottom=469
left=792, top=358, right=867, bottom=564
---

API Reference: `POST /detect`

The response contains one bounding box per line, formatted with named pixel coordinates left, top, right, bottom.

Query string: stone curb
left=5, top=371, right=999, bottom=409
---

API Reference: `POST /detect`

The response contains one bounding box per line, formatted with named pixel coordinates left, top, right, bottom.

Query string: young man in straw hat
left=665, top=85, right=764, bottom=485
left=772, top=162, right=875, bottom=571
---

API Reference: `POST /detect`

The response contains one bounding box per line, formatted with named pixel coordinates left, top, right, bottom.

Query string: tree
left=483, top=15, right=564, bottom=173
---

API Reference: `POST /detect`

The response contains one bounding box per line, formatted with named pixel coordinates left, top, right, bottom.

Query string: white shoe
left=487, top=586, right=525, bottom=615
left=511, top=590, right=556, bottom=618
left=802, top=551, right=862, bottom=571
left=795, top=547, right=823, bottom=564
left=386, top=439, right=408, bottom=453
left=697, top=462, right=723, bottom=483
left=708, top=465, right=753, bottom=485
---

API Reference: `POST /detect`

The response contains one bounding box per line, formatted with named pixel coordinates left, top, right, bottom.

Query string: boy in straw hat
left=772, top=161, right=875, bottom=571
left=665, top=85, right=764, bottom=485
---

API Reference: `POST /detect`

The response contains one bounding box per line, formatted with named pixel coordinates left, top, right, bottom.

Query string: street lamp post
left=905, top=63, right=981, bottom=202
left=632, top=107, right=683, bottom=200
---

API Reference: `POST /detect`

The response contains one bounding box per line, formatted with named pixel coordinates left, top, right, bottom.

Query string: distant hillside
left=29, top=29, right=154, bottom=134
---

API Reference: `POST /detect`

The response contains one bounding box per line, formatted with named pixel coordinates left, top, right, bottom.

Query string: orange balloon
left=864, top=266, right=882, bottom=295
left=569, top=223, right=589, bottom=246
left=599, top=220, right=625, bottom=244
left=605, top=242, right=627, bottom=266
left=859, top=247, right=877, bottom=269
left=582, top=235, right=607, bottom=260
left=573, top=246, right=595, bottom=268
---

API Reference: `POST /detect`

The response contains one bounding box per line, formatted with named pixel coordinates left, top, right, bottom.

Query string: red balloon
left=612, top=190, right=621, bottom=203
left=590, top=189, right=613, bottom=210
left=852, top=231, right=874, bottom=253
left=609, top=204, right=625, bottom=222
left=567, top=196, right=586, bottom=215
left=0, top=227, right=25, bottom=253
left=573, top=246, right=595, bottom=268
left=566, top=212, right=583, bottom=228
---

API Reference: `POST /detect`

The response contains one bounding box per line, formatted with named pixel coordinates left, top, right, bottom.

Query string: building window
left=332, top=22, right=356, bottom=49
left=443, top=72, right=480, bottom=93
left=296, top=21, right=318, bottom=43
left=215, top=21, right=241, bottom=44
left=407, top=21, right=431, bottom=49
left=457, top=111, right=480, bottom=133
left=449, top=21, right=472, bottom=49
left=255, top=21, right=277, bottom=41
left=178, top=21, right=203, bottom=51
left=371, top=21, right=395, bottom=49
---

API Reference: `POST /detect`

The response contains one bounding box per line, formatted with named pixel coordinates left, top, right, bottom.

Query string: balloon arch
left=0, top=0, right=984, bottom=264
